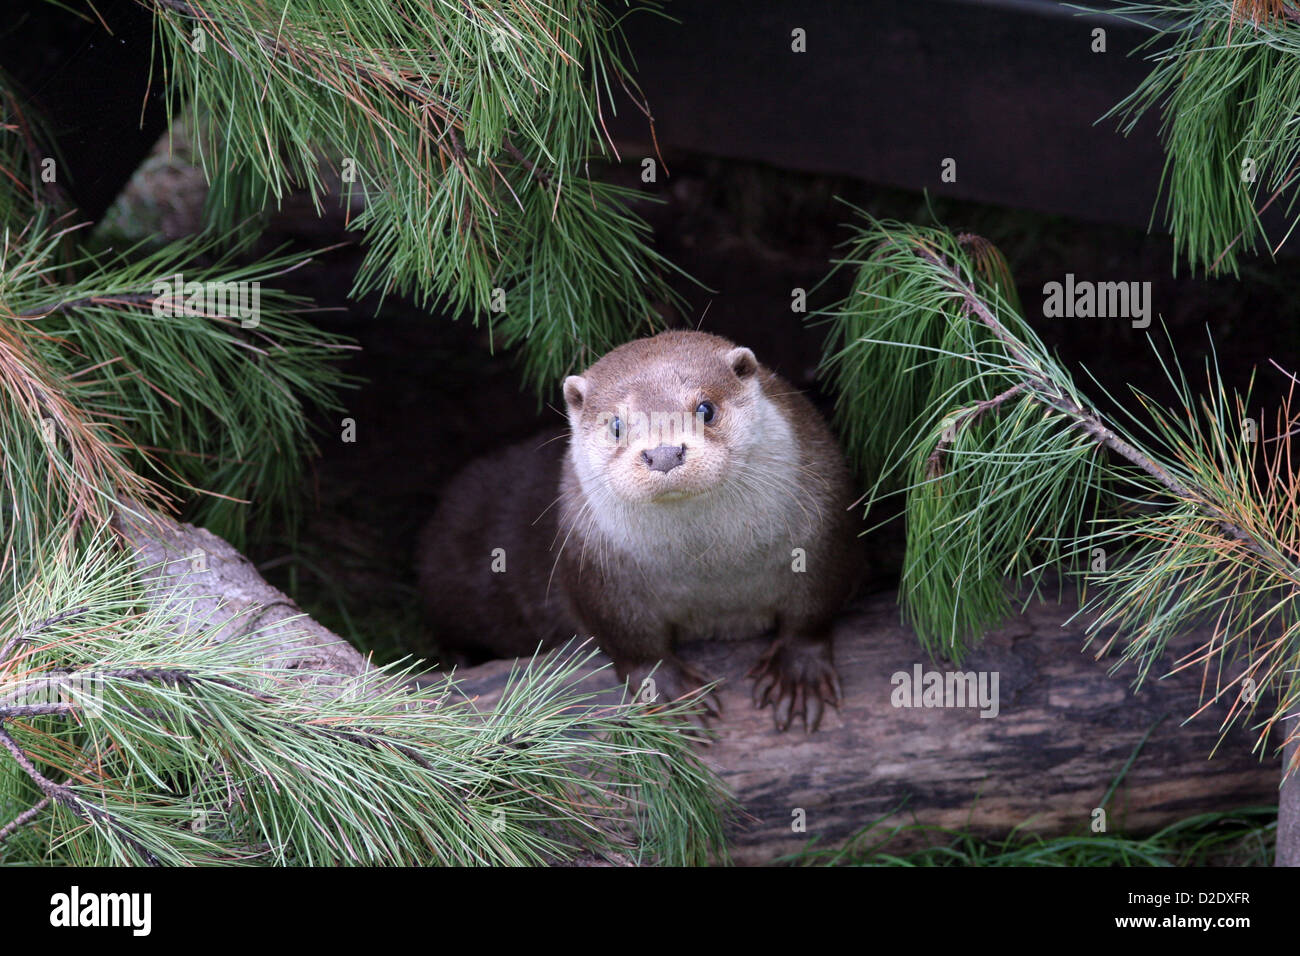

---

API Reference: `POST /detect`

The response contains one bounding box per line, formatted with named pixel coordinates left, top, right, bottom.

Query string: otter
left=416, top=330, right=863, bottom=731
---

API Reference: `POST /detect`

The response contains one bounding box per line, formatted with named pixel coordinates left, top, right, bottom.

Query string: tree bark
left=447, top=590, right=1281, bottom=865
left=116, top=508, right=369, bottom=685
left=1278, top=737, right=1298, bottom=867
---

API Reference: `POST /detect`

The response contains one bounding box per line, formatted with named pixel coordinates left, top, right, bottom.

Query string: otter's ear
left=563, top=375, right=588, bottom=412
left=726, top=347, right=758, bottom=380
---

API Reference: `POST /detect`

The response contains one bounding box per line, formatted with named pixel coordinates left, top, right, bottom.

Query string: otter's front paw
left=623, top=658, right=721, bottom=723
left=749, top=638, right=842, bottom=732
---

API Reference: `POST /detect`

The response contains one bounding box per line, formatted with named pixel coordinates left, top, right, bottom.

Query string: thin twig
left=502, top=135, right=554, bottom=187
left=10, top=292, right=157, bottom=320
left=3, top=88, right=72, bottom=211
left=0, top=725, right=160, bottom=865
left=0, top=703, right=74, bottom=720
left=0, top=796, right=50, bottom=846
left=926, top=383, right=1025, bottom=478
left=0, top=606, right=88, bottom=666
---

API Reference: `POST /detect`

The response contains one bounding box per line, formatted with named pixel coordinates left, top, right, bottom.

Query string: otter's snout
left=642, top=443, right=685, bottom=474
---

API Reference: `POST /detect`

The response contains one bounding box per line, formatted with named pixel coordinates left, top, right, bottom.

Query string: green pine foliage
left=1106, top=0, right=1300, bottom=275
left=821, top=214, right=1300, bottom=769
left=0, top=534, right=731, bottom=865
left=153, top=0, right=687, bottom=391
left=0, top=63, right=357, bottom=554
left=821, top=215, right=1108, bottom=656
left=0, top=221, right=355, bottom=556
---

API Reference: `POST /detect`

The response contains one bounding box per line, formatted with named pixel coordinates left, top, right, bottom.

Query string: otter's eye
left=696, top=401, right=716, bottom=424
left=609, top=416, right=623, bottom=441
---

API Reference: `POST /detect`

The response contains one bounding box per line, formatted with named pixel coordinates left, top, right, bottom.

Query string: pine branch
left=143, top=0, right=687, bottom=392
left=913, top=242, right=1280, bottom=566
left=822, top=215, right=1300, bottom=767
left=14, top=292, right=158, bottom=319
left=1104, top=1, right=1300, bottom=275
left=0, top=725, right=161, bottom=865
left=0, top=222, right=356, bottom=555
left=0, top=607, right=87, bottom=666
left=0, top=536, right=732, bottom=865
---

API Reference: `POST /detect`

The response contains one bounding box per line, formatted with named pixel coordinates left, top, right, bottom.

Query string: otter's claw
left=748, top=639, right=842, bottom=732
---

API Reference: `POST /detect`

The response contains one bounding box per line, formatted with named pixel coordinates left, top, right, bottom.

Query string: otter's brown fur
left=416, top=330, right=863, bottom=730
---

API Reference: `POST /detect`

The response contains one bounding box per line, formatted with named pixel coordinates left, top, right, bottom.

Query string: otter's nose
left=642, top=444, right=685, bottom=474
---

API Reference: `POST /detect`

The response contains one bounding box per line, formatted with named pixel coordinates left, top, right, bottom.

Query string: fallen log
left=117, top=513, right=1280, bottom=864
left=446, top=589, right=1281, bottom=865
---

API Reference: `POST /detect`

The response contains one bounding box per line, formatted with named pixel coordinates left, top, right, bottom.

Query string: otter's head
left=563, top=331, right=768, bottom=505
